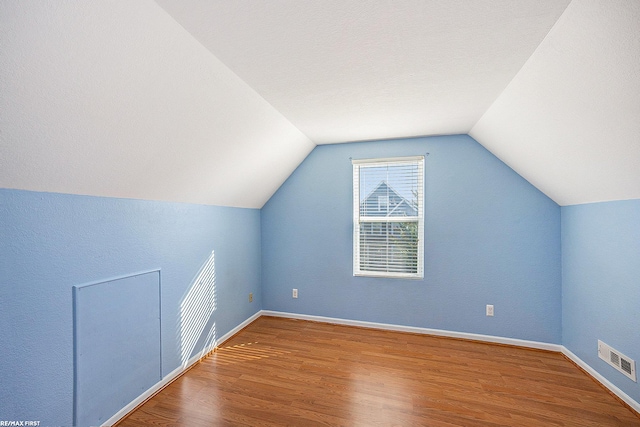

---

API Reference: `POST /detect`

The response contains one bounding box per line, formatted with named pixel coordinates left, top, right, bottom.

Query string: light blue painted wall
left=262, top=135, right=562, bottom=343
left=0, top=189, right=261, bottom=426
left=562, top=199, right=640, bottom=403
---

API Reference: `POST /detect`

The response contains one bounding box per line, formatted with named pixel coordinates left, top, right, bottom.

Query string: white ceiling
left=471, top=0, right=640, bottom=206
left=155, top=0, right=571, bottom=144
left=0, top=0, right=314, bottom=209
left=1, top=0, right=638, bottom=208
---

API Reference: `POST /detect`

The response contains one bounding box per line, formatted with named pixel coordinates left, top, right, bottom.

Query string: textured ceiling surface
left=471, top=0, right=640, bottom=206
left=155, top=0, right=571, bottom=144
left=0, top=0, right=314, bottom=209
left=1, top=0, right=638, bottom=207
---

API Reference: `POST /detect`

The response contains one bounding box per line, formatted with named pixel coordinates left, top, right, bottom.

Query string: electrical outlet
left=292, top=288, right=298, bottom=299
left=486, top=304, right=494, bottom=316
left=249, top=293, right=253, bottom=302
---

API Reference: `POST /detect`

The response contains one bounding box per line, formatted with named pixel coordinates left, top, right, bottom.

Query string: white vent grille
left=598, top=340, right=636, bottom=382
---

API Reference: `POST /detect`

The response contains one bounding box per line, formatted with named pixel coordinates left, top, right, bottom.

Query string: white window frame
left=353, top=156, right=424, bottom=279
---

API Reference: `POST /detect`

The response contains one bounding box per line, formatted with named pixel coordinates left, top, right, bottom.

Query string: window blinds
left=353, top=156, right=424, bottom=278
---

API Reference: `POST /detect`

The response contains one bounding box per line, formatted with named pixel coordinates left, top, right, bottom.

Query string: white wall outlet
left=486, top=304, right=494, bottom=316
left=292, top=288, right=298, bottom=299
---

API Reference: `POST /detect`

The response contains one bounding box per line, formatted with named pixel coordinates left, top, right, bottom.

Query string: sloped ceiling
left=0, top=1, right=314, bottom=209
left=1, top=0, right=638, bottom=208
left=471, top=0, right=640, bottom=206
left=155, top=0, right=571, bottom=144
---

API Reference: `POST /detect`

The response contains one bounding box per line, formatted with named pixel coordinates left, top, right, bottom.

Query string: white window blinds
left=353, top=156, right=424, bottom=278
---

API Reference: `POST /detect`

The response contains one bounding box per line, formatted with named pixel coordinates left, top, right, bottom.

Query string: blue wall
left=562, top=199, right=640, bottom=403
left=0, top=189, right=261, bottom=426
left=262, top=135, right=562, bottom=343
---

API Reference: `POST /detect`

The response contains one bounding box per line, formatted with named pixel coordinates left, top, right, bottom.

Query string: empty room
left=1, top=1, right=639, bottom=426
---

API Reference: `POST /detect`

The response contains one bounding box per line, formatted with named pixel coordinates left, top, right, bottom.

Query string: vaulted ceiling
left=1, top=1, right=638, bottom=208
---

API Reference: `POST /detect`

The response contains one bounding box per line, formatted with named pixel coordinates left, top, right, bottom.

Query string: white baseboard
left=562, top=347, right=640, bottom=414
left=102, top=311, right=262, bottom=427
left=260, top=310, right=562, bottom=352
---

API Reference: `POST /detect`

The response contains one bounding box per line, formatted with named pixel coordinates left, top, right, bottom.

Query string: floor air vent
left=598, top=340, right=636, bottom=382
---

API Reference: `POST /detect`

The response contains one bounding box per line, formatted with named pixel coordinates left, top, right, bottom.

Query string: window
left=353, top=156, right=424, bottom=278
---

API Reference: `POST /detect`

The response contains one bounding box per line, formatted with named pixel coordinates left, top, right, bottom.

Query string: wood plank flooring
left=117, top=316, right=640, bottom=426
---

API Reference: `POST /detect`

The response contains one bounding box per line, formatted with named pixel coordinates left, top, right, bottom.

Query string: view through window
left=352, top=156, right=424, bottom=278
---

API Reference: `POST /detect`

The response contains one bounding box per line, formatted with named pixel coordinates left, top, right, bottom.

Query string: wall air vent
left=598, top=340, right=636, bottom=382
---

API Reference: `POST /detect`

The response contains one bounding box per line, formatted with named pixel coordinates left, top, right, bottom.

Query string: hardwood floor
left=117, top=316, right=640, bottom=426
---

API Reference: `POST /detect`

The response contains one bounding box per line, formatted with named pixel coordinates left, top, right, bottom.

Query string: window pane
left=359, top=163, right=420, bottom=218
left=359, top=222, right=418, bottom=273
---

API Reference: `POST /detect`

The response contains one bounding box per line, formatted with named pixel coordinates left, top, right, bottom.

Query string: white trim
left=562, top=347, right=640, bottom=414
left=102, top=311, right=262, bottom=427
left=260, top=310, right=562, bottom=352
left=352, top=155, right=425, bottom=165
left=353, top=271, right=424, bottom=280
